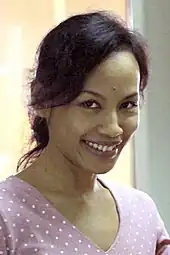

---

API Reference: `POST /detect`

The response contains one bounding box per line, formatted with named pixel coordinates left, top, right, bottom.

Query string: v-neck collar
left=10, top=175, right=123, bottom=254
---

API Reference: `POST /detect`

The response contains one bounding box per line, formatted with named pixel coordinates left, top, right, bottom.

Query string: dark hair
left=17, top=11, right=149, bottom=170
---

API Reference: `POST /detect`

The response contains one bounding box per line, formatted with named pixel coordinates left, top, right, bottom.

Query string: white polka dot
left=72, top=225, right=76, bottom=229
left=46, top=204, right=49, bottom=207
left=74, top=248, right=78, bottom=252
left=60, top=251, right=64, bottom=254
left=4, top=219, right=7, bottom=222
left=59, top=228, right=62, bottom=232
left=40, top=240, right=44, bottom=243
left=79, top=240, right=82, bottom=243
left=2, top=189, right=6, bottom=192
left=52, top=216, right=56, bottom=219
left=20, top=205, right=23, bottom=209
left=7, top=208, right=11, bottom=212
left=97, top=250, right=100, bottom=253
left=21, top=229, right=24, bottom=232
left=15, top=238, right=18, bottom=242
left=13, top=193, right=16, bottom=196
left=24, top=243, right=28, bottom=247
left=42, top=210, right=46, bottom=214
left=8, top=235, right=11, bottom=238
left=9, top=200, right=13, bottom=203
left=49, top=223, right=52, bottom=227
left=56, top=236, right=59, bottom=240
left=22, top=199, right=26, bottom=202
left=0, top=251, right=4, bottom=254
left=0, top=197, right=3, bottom=200
left=65, top=242, right=68, bottom=246
left=68, top=234, right=72, bottom=238
left=62, top=220, right=66, bottom=224
left=36, top=225, right=40, bottom=228
left=26, top=219, right=30, bottom=223
left=32, top=205, right=36, bottom=209
left=88, top=244, right=91, bottom=248
left=0, top=226, right=2, bottom=230
left=51, top=245, right=54, bottom=249
left=17, top=213, right=21, bottom=217
left=34, top=248, right=38, bottom=252
left=45, top=230, right=49, bottom=234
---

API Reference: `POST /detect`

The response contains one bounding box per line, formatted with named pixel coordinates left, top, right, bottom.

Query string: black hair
left=17, top=11, right=149, bottom=171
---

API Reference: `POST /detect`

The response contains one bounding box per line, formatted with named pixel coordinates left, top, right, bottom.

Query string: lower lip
left=82, top=141, right=119, bottom=159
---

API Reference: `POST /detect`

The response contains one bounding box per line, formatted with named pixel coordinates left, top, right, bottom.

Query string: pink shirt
left=0, top=176, right=169, bottom=254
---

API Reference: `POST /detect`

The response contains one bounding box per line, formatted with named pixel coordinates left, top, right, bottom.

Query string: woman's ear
left=36, top=108, right=51, bottom=120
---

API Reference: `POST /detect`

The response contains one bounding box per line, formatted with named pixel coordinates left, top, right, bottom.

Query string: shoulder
left=100, top=177, right=159, bottom=221
left=0, top=176, right=26, bottom=203
left=100, top=177, right=156, bottom=209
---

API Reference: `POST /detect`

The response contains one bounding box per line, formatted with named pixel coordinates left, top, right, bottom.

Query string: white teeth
left=85, top=141, right=118, bottom=152
left=108, top=146, right=115, bottom=151
left=98, top=145, right=103, bottom=151
left=102, top=146, right=107, bottom=152
left=93, top=143, right=98, bottom=149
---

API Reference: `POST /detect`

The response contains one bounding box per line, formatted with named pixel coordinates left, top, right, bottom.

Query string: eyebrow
left=81, top=90, right=138, bottom=101
left=81, top=90, right=105, bottom=100
left=123, top=92, right=139, bottom=100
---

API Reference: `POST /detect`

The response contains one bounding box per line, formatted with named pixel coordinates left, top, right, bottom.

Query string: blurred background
left=0, top=0, right=170, bottom=231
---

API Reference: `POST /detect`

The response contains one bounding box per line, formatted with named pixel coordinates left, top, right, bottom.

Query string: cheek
left=49, top=113, right=89, bottom=144
left=122, top=115, right=139, bottom=138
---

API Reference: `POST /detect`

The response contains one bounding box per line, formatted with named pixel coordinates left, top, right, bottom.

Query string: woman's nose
left=97, top=113, right=123, bottom=138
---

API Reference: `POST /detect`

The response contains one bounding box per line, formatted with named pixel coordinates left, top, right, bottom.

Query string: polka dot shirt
left=0, top=176, right=169, bottom=254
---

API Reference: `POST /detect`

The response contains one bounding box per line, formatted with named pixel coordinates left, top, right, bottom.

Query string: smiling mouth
left=82, top=140, right=121, bottom=159
left=84, top=141, right=117, bottom=152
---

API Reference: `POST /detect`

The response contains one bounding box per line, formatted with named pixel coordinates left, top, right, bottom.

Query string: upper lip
left=83, top=140, right=122, bottom=147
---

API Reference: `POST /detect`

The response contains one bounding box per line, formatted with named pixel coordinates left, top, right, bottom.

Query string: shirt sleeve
left=156, top=212, right=170, bottom=254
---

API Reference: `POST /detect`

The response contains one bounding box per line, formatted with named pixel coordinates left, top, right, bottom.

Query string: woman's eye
left=120, top=101, right=138, bottom=110
left=79, top=100, right=101, bottom=109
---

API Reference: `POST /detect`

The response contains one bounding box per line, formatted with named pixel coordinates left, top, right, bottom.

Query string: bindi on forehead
left=112, top=87, right=116, bottom=91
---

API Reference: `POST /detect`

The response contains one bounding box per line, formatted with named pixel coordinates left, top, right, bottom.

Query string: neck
left=25, top=145, right=100, bottom=197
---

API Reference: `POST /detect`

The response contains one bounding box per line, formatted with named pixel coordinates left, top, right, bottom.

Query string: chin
left=86, top=156, right=119, bottom=175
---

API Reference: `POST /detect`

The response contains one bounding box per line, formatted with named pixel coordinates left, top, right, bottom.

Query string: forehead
left=84, top=51, right=140, bottom=94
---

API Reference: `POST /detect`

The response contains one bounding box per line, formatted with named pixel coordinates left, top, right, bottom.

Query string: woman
left=0, top=11, right=169, bottom=254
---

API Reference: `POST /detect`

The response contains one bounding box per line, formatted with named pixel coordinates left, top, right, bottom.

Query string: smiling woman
left=0, top=11, right=169, bottom=255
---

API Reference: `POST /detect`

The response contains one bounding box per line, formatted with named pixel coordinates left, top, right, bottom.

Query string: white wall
left=132, top=0, right=170, bottom=232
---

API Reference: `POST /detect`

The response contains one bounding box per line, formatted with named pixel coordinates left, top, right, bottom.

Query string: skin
left=18, top=51, right=140, bottom=251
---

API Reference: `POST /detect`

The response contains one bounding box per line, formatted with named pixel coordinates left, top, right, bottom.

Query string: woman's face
left=47, top=51, right=140, bottom=174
